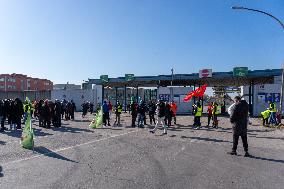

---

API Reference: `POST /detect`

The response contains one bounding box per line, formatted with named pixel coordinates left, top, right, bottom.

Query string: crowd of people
left=1, top=95, right=281, bottom=158
left=0, top=98, right=77, bottom=132
left=100, top=100, right=178, bottom=135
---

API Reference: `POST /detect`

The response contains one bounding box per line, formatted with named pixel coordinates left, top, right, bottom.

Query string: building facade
left=53, top=83, right=81, bottom=90
left=0, top=74, right=53, bottom=92
left=241, top=76, right=282, bottom=116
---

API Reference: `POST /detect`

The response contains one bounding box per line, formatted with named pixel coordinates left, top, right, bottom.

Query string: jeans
left=151, top=116, right=167, bottom=134
left=137, top=114, right=144, bottom=127
left=269, top=112, right=277, bottom=124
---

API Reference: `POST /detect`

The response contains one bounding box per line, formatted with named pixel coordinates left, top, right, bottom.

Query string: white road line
left=2, top=130, right=137, bottom=166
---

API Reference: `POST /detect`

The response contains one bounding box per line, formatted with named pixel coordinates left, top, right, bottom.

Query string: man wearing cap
left=228, top=96, right=250, bottom=157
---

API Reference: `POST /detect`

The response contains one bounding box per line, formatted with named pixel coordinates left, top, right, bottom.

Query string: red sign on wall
left=199, top=69, right=212, bottom=78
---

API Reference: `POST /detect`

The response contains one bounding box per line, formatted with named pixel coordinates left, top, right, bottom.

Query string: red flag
left=183, top=84, right=207, bottom=102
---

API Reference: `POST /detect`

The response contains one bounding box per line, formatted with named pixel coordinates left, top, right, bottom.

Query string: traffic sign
left=100, top=75, right=109, bottom=83
left=199, top=69, right=212, bottom=78
left=125, top=74, right=135, bottom=81
left=233, top=67, right=248, bottom=77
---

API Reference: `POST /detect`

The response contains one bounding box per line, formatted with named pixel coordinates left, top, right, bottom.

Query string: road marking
left=2, top=130, right=138, bottom=166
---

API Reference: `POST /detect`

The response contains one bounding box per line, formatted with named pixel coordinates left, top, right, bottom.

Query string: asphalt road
left=0, top=113, right=284, bottom=189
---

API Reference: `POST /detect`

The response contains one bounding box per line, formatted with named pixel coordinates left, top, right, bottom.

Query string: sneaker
left=149, top=130, right=155, bottom=134
left=244, top=152, right=250, bottom=157
left=162, top=132, right=167, bottom=135
left=227, top=151, right=237, bottom=155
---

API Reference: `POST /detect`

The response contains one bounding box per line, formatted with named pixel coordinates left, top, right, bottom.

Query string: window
left=7, top=85, right=16, bottom=89
left=7, top=78, right=16, bottom=82
left=0, top=78, right=4, bottom=82
left=0, top=85, right=4, bottom=89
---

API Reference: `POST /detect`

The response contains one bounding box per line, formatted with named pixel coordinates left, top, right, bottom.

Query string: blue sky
left=0, top=0, right=283, bottom=84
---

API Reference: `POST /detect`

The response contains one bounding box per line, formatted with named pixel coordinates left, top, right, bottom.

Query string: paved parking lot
left=0, top=112, right=283, bottom=189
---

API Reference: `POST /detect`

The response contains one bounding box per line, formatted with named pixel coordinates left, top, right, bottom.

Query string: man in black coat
left=228, top=96, right=250, bottom=157
left=148, top=100, right=156, bottom=125
left=12, top=98, right=24, bottom=130
left=0, top=100, right=8, bottom=132
left=53, top=100, right=62, bottom=127
left=131, top=102, right=138, bottom=127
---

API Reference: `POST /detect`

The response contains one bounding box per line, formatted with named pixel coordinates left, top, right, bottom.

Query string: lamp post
left=171, top=68, right=174, bottom=101
left=232, top=6, right=284, bottom=114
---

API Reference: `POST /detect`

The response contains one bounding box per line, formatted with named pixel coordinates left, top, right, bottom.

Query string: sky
left=0, top=0, right=283, bottom=84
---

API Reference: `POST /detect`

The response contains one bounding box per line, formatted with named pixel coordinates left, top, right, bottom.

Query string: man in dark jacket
left=228, top=96, right=250, bottom=157
left=102, top=101, right=111, bottom=126
left=12, top=98, right=23, bottom=130
left=131, top=102, right=138, bottom=127
left=148, top=100, right=156, bottom=125
left=71, top=100, right=76, bottom=120
left=164, top=101, right=172, bottom=126
left=137, top=101, right=146, bottom=128
left=53, top=100, right=62, bottom=127
left=43, top=100, right=51, bottom=128
left=0, top=100, right=8, bottom=132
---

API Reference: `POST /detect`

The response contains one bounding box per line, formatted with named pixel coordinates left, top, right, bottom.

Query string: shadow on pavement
left=252, top=136, right=284, bottom=140
left=0, top=141, right=6, bottom=145
left=1, top=129, right=53, bottom=139
left=72, top=119, right=91, bottom=123
left=249, top=155, right=284, bottom=164
left=0, top=166, right=3, bottom=177
left=34, top=146, right=78, bottom=163
left=51, top=125, right=93, bottom=133
left=247, top=129, right=274, bottom=133
left=181, top=136, right=232, bottom=144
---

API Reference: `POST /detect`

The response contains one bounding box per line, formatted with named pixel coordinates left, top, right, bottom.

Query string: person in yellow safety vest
left=212, top=102, right=221, bottom=128
left=261, top=109, right=270, bottom=126
left=114, top=101, right=123, bottom=126
left=268, top=101, right=277, bottom=125
left=23, top=97, right=32, bottom=124
left=193, top=102, right=202, bottom=129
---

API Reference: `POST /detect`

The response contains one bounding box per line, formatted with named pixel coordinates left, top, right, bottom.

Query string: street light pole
left=171, top=68, right=174, bottom=101
left=232, top=5, right=284, bottom=114
left=232, top=6, right=284, bottom=29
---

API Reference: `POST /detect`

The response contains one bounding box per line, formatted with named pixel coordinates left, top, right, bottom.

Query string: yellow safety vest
left=269, top=103, right=276, bottom=113
left=117, top=105, right=122, bottom=113
left=195, top=107, right=202, bottom=117
left=213, top=105, right=221, bottom=115
left=261, top=110, right=270, bottom=119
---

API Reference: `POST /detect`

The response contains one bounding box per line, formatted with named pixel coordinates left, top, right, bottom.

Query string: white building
left=241, top=76, right=281, bottom=116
